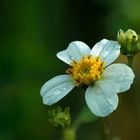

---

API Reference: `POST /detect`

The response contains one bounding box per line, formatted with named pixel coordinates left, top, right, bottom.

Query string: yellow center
left=66, top=55, right=104, bottom=86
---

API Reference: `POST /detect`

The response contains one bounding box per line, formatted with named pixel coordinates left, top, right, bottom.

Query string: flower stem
left=127, top=54, right=134, bottom=68
left=101, top=116, right=113, bottom=140
left=62, top=127, right=76, bottom=140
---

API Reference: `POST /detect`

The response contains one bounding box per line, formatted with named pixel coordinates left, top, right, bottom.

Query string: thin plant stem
left=62, top=127, right=76, bottom=140
left=101, top=116, right=113, bottom=140
left=127, top=54, right=134, bottom=68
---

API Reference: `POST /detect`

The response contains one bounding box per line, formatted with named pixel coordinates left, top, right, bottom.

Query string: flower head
left=40, top=39, right=135, bottom=117
left=66, top=55, right=104, bottom=86
left=117, top=29, right=140, bottom=55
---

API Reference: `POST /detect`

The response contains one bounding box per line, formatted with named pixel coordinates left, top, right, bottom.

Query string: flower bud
left=48, top=106, right=71, bottom=128
left=117, top=29, right=140, bottom=55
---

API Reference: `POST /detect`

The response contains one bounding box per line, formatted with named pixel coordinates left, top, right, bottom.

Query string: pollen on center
left=66, top=55, right=104, bottom=86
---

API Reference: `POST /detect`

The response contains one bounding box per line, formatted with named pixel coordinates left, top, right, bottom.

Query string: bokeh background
left=0, top=0, right=140, bottom=140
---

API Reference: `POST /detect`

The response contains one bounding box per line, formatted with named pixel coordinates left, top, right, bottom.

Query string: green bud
left=117, top=29, right=126, bottom=47
left=48, top=106, right=71, bottom=128
left=125, top=29, right=138, bottom=41
left=117, top=29, right=140, bottom=55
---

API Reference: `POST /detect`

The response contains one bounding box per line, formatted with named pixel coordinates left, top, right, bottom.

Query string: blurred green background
left=0, top=0, right=140, bottom=140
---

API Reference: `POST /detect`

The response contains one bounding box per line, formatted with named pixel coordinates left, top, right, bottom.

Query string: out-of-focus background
left=0, top=0, right=140, bottom=140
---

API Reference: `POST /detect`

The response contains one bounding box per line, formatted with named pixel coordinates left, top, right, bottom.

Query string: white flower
left=40, top=39, right=135, bottom=117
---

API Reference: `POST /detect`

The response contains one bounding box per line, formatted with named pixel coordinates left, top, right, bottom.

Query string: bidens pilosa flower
left=40, top=39, right=135, bottom=117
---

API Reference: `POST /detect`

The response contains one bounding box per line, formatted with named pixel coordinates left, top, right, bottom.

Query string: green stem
left=127, top=54, right=134, bottom=68
left=101, top=116, right=112, bottom=140
left=62, top=127, right=76, bottom=140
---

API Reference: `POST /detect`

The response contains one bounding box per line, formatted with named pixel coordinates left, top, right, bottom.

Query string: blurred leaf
left=73, top=106, right=98, bottom=129
left=78, top=106, right=98, bottom=123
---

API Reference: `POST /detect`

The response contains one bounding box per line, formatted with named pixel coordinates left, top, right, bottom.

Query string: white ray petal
left=85, top=81, right=119, bottom=117
left=40, top=75, right=75, bottom=105
left=102, top=64, right=135, bottom=93
left=90, top=39, right=120, bottom=66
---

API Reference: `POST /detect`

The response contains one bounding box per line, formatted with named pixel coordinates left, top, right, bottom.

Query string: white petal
left=67, top=41, right=91, bottom=61
left=85, top=83, right=119, bottom=117
left=57, top=50, right=72, bottom=65
left=102, top=64, right=135, bottom=93
left=90, top=39, right=120, bottom=66
left=96, top=80, right=120, bottom=96
left=40, top=75, right=75, bottom=105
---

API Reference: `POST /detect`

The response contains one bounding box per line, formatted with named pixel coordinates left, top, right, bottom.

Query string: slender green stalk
left=101, top=116, right=113, bottom=140
left=62, top=127, right=76, bottom=140
left=127, top=55, right=134, bottom=68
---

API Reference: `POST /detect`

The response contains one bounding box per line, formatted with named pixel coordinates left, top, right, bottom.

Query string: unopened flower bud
left=117, top=29, right=140, bottom=55
left=125, top=29, right=138, bottom=42
left=48, top=106, right=71, bottom=128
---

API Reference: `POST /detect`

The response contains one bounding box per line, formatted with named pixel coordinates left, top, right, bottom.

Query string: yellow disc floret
left=66, top=55, right=104, bottom=86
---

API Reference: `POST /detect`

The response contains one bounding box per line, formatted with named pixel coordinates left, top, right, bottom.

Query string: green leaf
left=73, top=106, right=98, bottom=129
